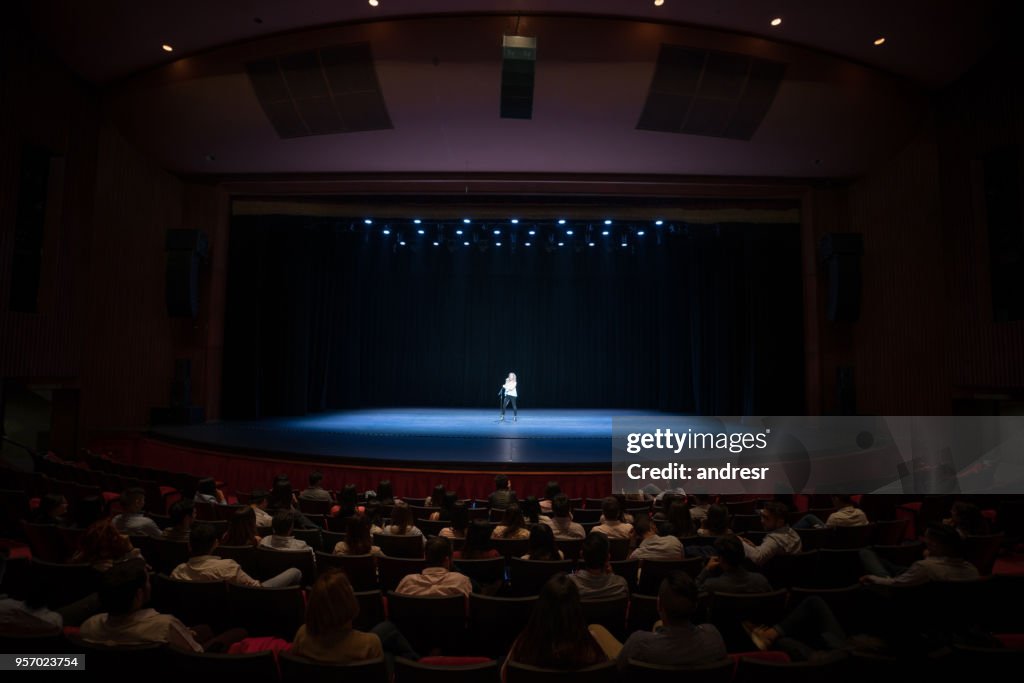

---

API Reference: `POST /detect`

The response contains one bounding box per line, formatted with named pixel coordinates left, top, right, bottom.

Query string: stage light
left=771, top=17, right=782, bottom=27
left=463, top=218, right=471, bottom=224
left=525, top=242, right=532, bottom=247
left=604, top=219, right=612, bottom=225
left=873, top=37, right=886, bottom=46
left=432, top=241, right=439, bottom=246
left=493, top=229, right=501, bottom=235
left=456, top=229, right=463, bottom=235
left=413, top=219, right=422, bottom=224
left=464, top=241, right=470, bottom=246
left=558, top=219, right=566, bottom=225
left=417, top=229, right=425, bottom=235
left=655, top=219, right=664, bottom=225
left=364, top=218, right=373, bottom=224
left=589, top=242, right=595, bottom=247
left=566, top=230, right=574, bottom=235
left=511, top=218, right=519, bottom=224
left=602, top=230, right=610, bottom=236
left=382, top=229, right=391, bottom=235
left=496, top=242, right=502, bottom=247
left=529, top=230, right=536, bottom=236
left=399, top=240, right=407, bottom=246
left=558, top=241, right=564, bottom=247
left=162, top=44, right=174, bottom=52
left=637, top=230, right=645, bottom=236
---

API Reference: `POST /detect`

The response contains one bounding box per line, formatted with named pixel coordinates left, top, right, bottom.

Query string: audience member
left=248, top=489, right=273, bottom=528
left=72, top=519, right=143, bottom=571
left=944, top=501, right=988, bottom=538
left=429, top=491, right=458, bottom=521
left=162, top=500, right=195, bottom=542
left=860, top=525, right=979, bottom=586
left=337, top=484, right=359, bottom=518
left=590, top=571, right=727, bottom=671
left=440, top=503, right=470, bottom=540
left=539, top=481, right=561, bottom=515
left=194, top=477, right=226, bottom=505
left=395, top=538, right=472, bottom=597
left=570, top=532, right=628, bottom=600
left=630, top=515, right=684, bottom=560
left=453, top=519, right=499, bottom=559
left=740, top=502, right=801, bottom=566
left=112, top=488, right=162, bottom=539
left=381, top=502, right=424, bottom=542
left=29, top=494, right=69, bottom=526
left=172, top=523, right=300, bottom=587
left=520, top=496, right=546, bottom=525
left=697, top=504, right=732, bottom=537
left=334, top=514, right=381, bottom=556
left=696, top=536, right=772, bottom=594
left=794, top=494, right=869, bottom=529
left=592, top=497, right=633, bottom=539
left=426, top=484, right=447, bottom=509
left=544, top=494, right=585, bottom=540
left=523, top=523, right=563, bottom=560
left=492, top=503, right=530, bottom=540
left=687, top=495, right=710, bottom=523
left=505, top=574, right=609, bottom=675
left=376, top=480, right=395, bottom=505
left=488, top=474, right=517, bottom=510
left=666, top=500, right=695, bottom=538
left=259, top=511, right=313, bottom=554
left=222, top=506, right=261, bottom=546
left=299, top=471, right=333, bottom=503
left=0, top=552, right=63, bottom=633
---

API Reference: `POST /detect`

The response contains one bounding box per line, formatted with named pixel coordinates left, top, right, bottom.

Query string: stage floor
left=150, top=409, right=653, bottom=469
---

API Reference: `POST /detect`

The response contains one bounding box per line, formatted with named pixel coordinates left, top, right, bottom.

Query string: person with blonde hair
left=499, top=371, right=519, bottom=422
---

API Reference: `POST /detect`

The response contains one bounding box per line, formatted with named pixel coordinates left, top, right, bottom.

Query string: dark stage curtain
left=222, top=216, right=804, bottom=417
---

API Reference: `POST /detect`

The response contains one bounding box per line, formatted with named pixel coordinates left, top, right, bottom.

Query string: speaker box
left=819, top=233, right=863, bottom=322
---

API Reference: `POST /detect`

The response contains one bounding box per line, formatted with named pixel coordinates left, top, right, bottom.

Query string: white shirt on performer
left=504, top=381, right=517, bottom=397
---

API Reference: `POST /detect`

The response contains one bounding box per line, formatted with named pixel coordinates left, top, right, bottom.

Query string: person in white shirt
left=112, top=488, right=162, bottom=539
left=543, top=494, right=586, bottom=540
left=740, top=503, right=802, bottom=566
left=248, top=490, right=274, bottom=528
left=499, top=372, right=518, bottom=422
left=259, top=511, right=314, bottom=556
left=630, top=514, right=684, bottom=561
left=173, top=523, right=301, bottom=587
left=793, top=495, right=869, bottom=529
left=592, top=497, right=633, bottom=540
left=859, top=525, right=979, bottom=586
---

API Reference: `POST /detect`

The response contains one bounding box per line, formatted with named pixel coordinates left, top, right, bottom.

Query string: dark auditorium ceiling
left=23, top=0, right=1001, bottom=179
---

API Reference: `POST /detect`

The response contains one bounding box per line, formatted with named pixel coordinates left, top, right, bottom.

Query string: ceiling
left=22, top=1, right=1003, bottom=181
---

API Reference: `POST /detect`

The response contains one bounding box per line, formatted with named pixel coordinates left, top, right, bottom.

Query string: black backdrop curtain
left=222, top=216, right=804, bottom=418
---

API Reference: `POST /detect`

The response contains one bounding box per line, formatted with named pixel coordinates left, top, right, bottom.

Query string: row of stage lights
left=359, top=218, right=675, bottom=250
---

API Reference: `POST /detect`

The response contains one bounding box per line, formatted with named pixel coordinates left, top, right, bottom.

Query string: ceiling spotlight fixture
left=399, top=240, right=407, bottom=246
left=464, top=241, right=470, bottom=246
left=558, top=219, right=566, bottom=225
left=525, top=242, right=532, bottom=247
left=382, top=229, right=391, bottom=235
left=588, top=242, right=595, bottom=247
left=432, top=241, right=439, bottom=246
left=456, top=229, right=463, bottom=235
left=770, top=17, right=782, bottom=27
left=463, top=218, right=471, bottom=224
left=368, top=0, right=379, bottom=6
left=413, top=219, right=422, bottom=224
left=604, top=219, right=612, bottom=225
left=654, top=0, right=665, bottom=6
left=558, top=241, right=565, bottom=247
left=874, top=37, right=886, bottom=46
left=602, top=230, right=610, bottom=236
left=417, top=229, right=425, bottom=235
left=493, top=229, right=501, bottom=235
left=566, top=230, right=574, bottom=236
left=528, top=230, right=536, bottom=236
left=637, top=230, right=645, bottom=236
left=496, top=242, right=502, bottom=247
left=511, top=218, right=519, bottom=224
left=162, top=44, right=174, bottom=52
left=655, top=219, right=664, bottom=226
left=364, top=219, right=373, bottom=225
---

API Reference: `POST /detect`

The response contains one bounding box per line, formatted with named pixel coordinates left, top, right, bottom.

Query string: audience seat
left=215, top=545, right=258, bottom=575
left=386, top=591, right=466, bottom=655
left=317, top=552, right=377, bottom=590
left=707, top=589, right=789, bottom=652
left=871, top=519, right=909, bottom=546
left=624, top=657, right=734, bottom=683
left=829, top=523, right=875, bottom=549
left=298, top=498, right=334, bottom=515
left=417, top=518, right=447, bottom=537
left=226, top=583, right=305, bottom=639
left=626, top=593, right=660, bottom=633
left=254, top=547, right=316, bottom=586
left=508, top=557, right=574, bottom=596
left=64, top=634, right=168, bottom=676
left=374, top=533, right=425, bottom=558
left=353, top=589, right=385, bottom=632
left=506, top=660, right=617, bottom=683
left=292, top=527, right=322, bottom=550
left=468, top=594, right=537, bottom=658
left=278, top=653, right=388, bottom=683
left=19, top=521, right=65, bottom=562
left=394, top=655, right=498, bottom=683
left=607, top=537, right=631, bottom=561
left=788, top=584, right=866, bottom=635
left=555, top=538, right=583, bottom=562
left=962, top=533, right=1004, bottom=575
left=491, top=538, right=531, bottom=559
left=870, top=542, right=924, bottom=567
left=761, top=551, right=818, bottom=589
left=320, top=529, right=345, bottom=553
left=165, top=647, right=279, bottom=676
left=378, top=555, right=427, bottom=592
left=609, top=558, right=639, bottom=594
left=637, top=557, right=705, bottom=594
left=151, top=573, right=229, bottom=631
left=734, top=650, right=848, bottom=683
left=151, top=538, right=191, bottom=575
left=452, top=557, right=505, bottom=587
left=580, top=596, right=628, bottom=641
left=794, top=527, right=833, bottom=551
left=29, top=558, right=99, bottom=610
left=815, top=548, right=865, bottom=588
left=731, top=515, right=761, bottom=534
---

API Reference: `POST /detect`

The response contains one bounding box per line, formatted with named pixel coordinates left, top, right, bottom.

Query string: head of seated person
left=425, top=536, right=453, bottom=570
left=98, top=558, right=150, bottom=616
left=188, top=523, right=219, bottom=557
left=272, top=511, right=296, bottom=538
left=551, top=494, right=572, bottom=520
left=712, top=535, right=745, bottom=571
left=925, top=524, right=966, bottom=559
left=581, top=531, right=610, bottom=571
left=657, top=571, right=699, bottom=628
left=760, top=502, right=789, bottom=532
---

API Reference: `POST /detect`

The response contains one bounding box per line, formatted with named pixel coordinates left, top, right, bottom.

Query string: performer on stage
left=499, top=372, right=518, bottom=422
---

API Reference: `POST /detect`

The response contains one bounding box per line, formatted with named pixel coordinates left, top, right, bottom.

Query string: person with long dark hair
left=335, top=514, right=381, bottom=556
left=440, top=503, right=469, bottom=540
left=454, top=519, right=499, bottom=559
left=426, top=484, right=446, bottom=509
left=429, top=491, right=458, bottom=521
left=539, top=481, right=561, bottom=515
left=522, top=523, right=563, bottom=560
left=505, top=574, right=609, bottom=675
left=222, top=506, right=260, bottom=546
left=492, top=503, right=530, bottom=540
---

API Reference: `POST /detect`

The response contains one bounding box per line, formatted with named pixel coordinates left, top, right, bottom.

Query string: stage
left=148, top=408, right=654, bottom=469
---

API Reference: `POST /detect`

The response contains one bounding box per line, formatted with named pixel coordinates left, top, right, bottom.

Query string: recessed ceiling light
left=654, top=0, right=665, bottom=6
left=161, top=44, right=174, bottom=52
left=770, top=18, right=782, bottom=27
left=874, top=37, right=886, bottom=46
left=368, top=0, right=379, bottom=6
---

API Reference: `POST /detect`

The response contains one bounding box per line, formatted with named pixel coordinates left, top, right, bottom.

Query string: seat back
left=625, top=657, right=734, bottom=683
left=64, top=634, right=167, bottom=676
left=394, top=656, right=498, bottom=683
left=607, top=537, right=631, bottom=561
left=506, top=660, right=617, bottom=683
left=226, top=583, right=305, bottom=639
left=254, top=547, right=316, bottom=586
left=151, top=573, right=229, bottom=631
left=508, top=558, right=574, bottom=596
left=794, top=527, right=833, bottom=551
left=637, top=557, right=705, bottom=594
left=870, top=519, right=909, bottom=546
left=215, top=545, right=258, bottom=575
left=378, top=555, right=427, bottom=592
left=297, top=498, right=334, bottom=515
left=468, top=594, right=538, bottom=657
left=164, top=648, right=279, bottom=676
left=20, top=521, right=65, bottom=562
left=318, top=552, right=378, bottom=590
left=491, top=538, right=530, bottom=559
left=627, top=593, right=660, bottom=632
left=152, top=538, right=192, bottom=575
left=452, top=557, right=505, bottom=587
left=321, top=530, right=345, bottom=553
left=735, top=650, right=848, bottom=683
left=278, top=653, right=388, bottom=683
left=353, top=590, right=385, bottom=631
left=29, top=558, right=99, bottom=609
left=708, top=590, right=789, bottom=652
left=373, top=533, right=424, bottom=558
left=555, top=539, right=583, bottom=562
left=580, top=597, right=628, bottom=641
left=609, top=558, right=639, bottom=594
left=962, top=533, right=1004, bottom=575
left=761, top=551, right=818, bottom=589
left=387, top=591, right=467, bottom=655
left=829, top=523, right=875, bottom=549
